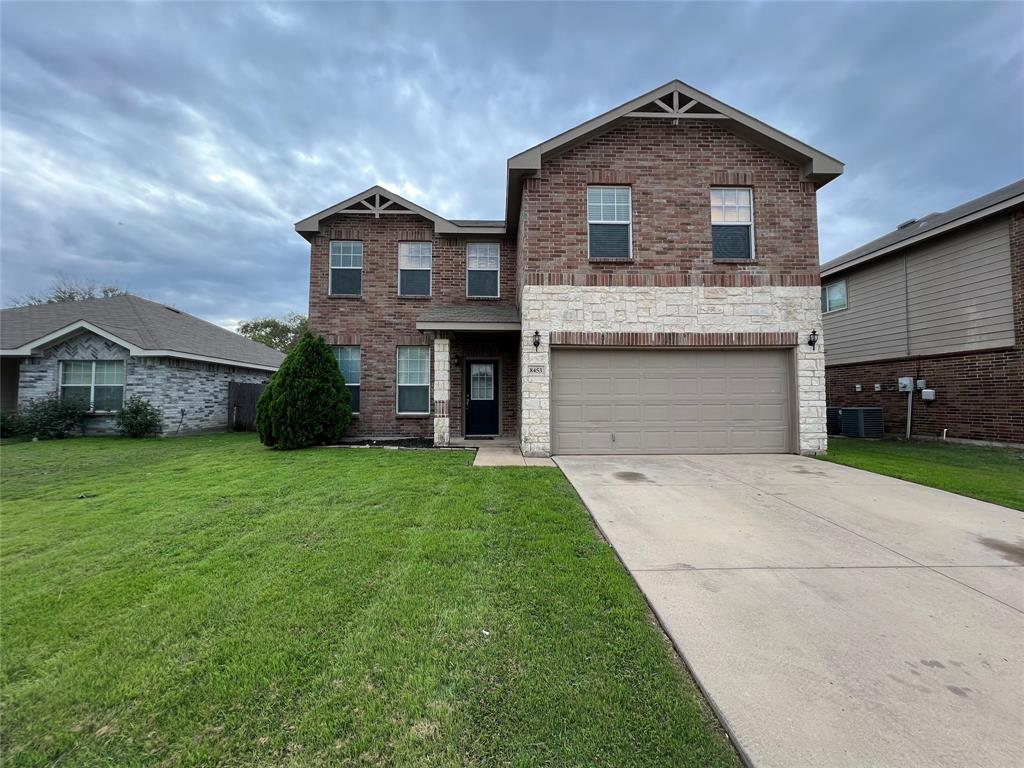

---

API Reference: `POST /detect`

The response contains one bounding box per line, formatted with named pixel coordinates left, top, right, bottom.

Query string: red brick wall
left=307, top=213, right=516, bottom=438
left=517, top=118, right=821, bottom=285
left=825, top=208, right=1023, bottom=444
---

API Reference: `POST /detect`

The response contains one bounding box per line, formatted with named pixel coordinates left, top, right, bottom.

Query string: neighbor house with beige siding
left=820, top=179, right=1023, bottom=444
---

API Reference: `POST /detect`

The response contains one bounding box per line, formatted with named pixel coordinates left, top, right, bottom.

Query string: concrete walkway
left=464, top=440, right=556, bottom=467
left=555, top=454, right=1024, bottom=768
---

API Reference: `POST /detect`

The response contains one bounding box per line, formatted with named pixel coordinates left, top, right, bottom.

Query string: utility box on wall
left=897, top=377, right=914, bottom=393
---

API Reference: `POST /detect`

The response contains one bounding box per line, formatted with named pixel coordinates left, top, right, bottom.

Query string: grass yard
left=0, top=434, right=737, bottom=768
left=819, top=437, right=1024, bottom=510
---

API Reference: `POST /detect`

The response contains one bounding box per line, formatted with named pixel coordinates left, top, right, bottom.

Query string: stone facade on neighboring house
left=15, top=330, right=274, bottom=435
left=2, top=295, right=283, bottom=435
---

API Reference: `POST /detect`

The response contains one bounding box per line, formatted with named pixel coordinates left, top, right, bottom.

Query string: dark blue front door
left=466, top=361, right=499, bottom=436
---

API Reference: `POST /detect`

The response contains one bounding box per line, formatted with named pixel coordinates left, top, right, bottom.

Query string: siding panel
left=823, top=215, right=1014, bottom=364
left=822, top=256, right=907, bottom=365
left=906, top=218, right=1013, bottom=356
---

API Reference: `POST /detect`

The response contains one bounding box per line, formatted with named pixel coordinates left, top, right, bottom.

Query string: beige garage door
left=551, top=348, right=792, bottom=454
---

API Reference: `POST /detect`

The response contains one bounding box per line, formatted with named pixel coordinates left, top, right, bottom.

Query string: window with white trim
left=710, top=187, right=754, bottom=260
left=329, top=241, right=363, bottom=295
left=466, top=242, right=500, bottom=297
left=60, top=360, right=125, bottom=412
left=398, top=242, right=432, bottom=296
left=587, top=186, right=631, bottom=260
left=334, top=346, right=361, bottom=413
left=822, top=280, right=848, bottom=313
left=396, top=346, right=430, bottom=414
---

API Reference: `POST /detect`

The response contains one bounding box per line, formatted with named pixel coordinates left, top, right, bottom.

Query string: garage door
left=551, top=348, right=792, bottom=454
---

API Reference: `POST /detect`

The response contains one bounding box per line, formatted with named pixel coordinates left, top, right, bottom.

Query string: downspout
left=903, top=253, right=912, bottom=438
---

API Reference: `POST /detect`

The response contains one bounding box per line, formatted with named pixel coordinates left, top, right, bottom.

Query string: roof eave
left=821, top=192, right=1024, bottom=278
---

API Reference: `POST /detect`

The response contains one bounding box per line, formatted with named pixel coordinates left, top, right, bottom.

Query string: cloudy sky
left=2, top=1, right=1021, bottom=328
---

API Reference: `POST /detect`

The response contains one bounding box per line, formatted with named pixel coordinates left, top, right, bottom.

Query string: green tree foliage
left=256, top=332, right=351, bottom=450
left=10, top=277, right=127, bottom=307
left=237, top=313, right=308, bottom=353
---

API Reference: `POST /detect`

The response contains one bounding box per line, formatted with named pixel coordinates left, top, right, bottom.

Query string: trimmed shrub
left=115, top=396, right=163, bottom=438
left=0, top=409, right=20, bottom=437
left=17, top=395, right=88, bottom=439
left=256, top=332, right=351, bottom=450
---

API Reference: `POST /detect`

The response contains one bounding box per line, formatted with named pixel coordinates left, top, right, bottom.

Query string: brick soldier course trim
left=550, top=331, right=799, bottom=347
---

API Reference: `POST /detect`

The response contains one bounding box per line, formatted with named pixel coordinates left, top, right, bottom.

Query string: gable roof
left=0, top=294, right=285, bottom=370
left=296, top=78, right=843, bottom=240
left=294, top=185, right=506, bottom=240
left=504, top=79, right=845, bottom=227
left=821, top=178, right=1024, bottom=278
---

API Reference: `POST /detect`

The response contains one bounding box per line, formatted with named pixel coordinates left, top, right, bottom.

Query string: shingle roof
left=447, top=219, right=505, bottom=228
left=417, top=305, right=521, bottom=324
left=821, top=178, right=1024, bottom=277
left=0, top=294, right=284, bottom=369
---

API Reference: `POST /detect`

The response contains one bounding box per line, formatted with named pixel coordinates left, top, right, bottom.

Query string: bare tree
left=9, top=277, right=129, bottom=307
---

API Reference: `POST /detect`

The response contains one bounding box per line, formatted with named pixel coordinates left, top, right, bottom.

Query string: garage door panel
left=551, top=348, right=792, bottom=455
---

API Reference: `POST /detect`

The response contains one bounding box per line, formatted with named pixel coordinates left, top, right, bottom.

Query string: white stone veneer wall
left=519, top=285, right=826, bottom=456
left=432, top=337, right=450, bottom=446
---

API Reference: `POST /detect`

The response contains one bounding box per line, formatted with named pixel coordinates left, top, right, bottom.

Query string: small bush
left=256, top=332, right=351, bottom=450
left=116, top=396, right=163, bottom=438
left=17, top=395, right=88, bottom=439
left=0, top=409, right=20, bottom=437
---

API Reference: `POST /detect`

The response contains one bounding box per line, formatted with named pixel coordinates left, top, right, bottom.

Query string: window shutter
left=712, top=225, right=752, bottom=260
left=589, top=223, right=630, bottom=259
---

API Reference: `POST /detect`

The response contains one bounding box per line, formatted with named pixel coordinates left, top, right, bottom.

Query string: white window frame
left=59, top=359, right=126, bottom=413
left=710, top=187, right=756, bottom=260
left=329, top=240, right=363, bottom=296
left=822, top=279, right=848, bottom=313
left=334, top=346, right=361, bottom=414
left=395, top=346, right=431, bottom=415
left=586, top=186, right=633, bottom=260
left=466, top=242, right=501, bottom=298
left=398, top=242, right=432, bottom=297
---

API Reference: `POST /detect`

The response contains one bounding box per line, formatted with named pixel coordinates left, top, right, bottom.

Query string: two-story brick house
left=297, top=80, right=844, bottom=456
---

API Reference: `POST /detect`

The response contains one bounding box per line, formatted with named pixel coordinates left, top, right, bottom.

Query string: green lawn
left=819, top=437, right=1024, bottom=510
left=0, top=434, right=736, bottom=768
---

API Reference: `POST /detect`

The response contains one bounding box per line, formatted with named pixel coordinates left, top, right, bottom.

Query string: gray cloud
left=2, top=1, right=1021, bottom=327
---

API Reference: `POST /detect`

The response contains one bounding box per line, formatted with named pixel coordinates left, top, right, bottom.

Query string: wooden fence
left=228, top=382, right=266, bottom=432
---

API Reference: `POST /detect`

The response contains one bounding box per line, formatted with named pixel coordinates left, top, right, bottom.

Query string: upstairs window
left=822, top=280, right=848, bottom=313
left=334, top=346, right=361, bottom=413
left=396, top=346, right=430, bottom=414
left=329, top=241, right=363, bottom=295
left=587, top=186, right=632, bottom=260
left=60, top=360, right=125, bottom=412
left=467, top=242, right=500, bottom=297
left=711, top=188, right=754, bottom=260
left=398, top=242, right=432, bottom=296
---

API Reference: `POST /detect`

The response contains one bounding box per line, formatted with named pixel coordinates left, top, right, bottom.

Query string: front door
left=466, top=360, right=499, bottom=436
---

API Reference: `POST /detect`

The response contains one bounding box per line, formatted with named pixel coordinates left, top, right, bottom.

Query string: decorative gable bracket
left=625, top=90, right=726, bottom=120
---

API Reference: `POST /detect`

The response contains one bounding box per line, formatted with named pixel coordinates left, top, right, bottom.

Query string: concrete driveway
left=555, top=454, right=1024, bottom=768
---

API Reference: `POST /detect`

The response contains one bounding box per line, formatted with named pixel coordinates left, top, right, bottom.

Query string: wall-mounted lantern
left=808, top=329, right=819, bottom=350
left=532, top=330, right=541, bottom=350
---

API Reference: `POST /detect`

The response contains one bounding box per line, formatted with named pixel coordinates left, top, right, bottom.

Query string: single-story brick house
left=820, top=178, right=1023, bottom=444
left=297, top=79, right=844, bottom=456
left=0, top=295, right=284, bottom=434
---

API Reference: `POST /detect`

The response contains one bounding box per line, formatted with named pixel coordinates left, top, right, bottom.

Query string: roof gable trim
left=1, top=320, right=280, bottom=371
left=295, top=185, right=506, bottom=237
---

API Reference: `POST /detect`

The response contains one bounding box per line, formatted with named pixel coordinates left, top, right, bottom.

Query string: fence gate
left=228, top=382, right=266, bottom=431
